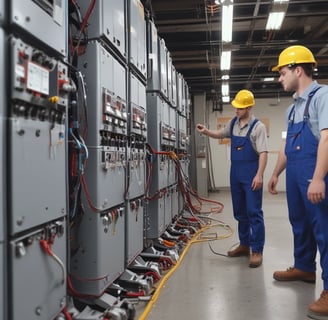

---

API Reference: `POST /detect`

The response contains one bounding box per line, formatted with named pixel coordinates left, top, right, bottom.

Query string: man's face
left=278, top=66, right=298, bottom=92
left=234, top=107, right=249, bottom=119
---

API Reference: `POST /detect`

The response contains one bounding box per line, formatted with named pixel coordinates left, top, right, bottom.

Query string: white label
left=27, top=61, right=49, bottom=95
left=281, top=131, right=287, bottom=139
left=15, top=64, right=25, bottom=78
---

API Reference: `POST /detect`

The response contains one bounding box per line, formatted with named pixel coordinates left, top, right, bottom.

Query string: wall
left=193, top=94, right=292, bottom=192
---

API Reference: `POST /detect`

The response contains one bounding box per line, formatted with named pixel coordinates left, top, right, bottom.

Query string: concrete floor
left=135, top=190, right=323, bottom=320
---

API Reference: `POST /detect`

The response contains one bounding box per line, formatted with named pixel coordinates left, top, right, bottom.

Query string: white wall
left=193, top=95, right=292, bottom=192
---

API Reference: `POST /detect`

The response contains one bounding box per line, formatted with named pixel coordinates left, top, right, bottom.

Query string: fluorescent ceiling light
left=266, top=11, right=286, bottom=30
left=222, top=96, right=230, bottom=103
left=220, top=51, right=231, bottom=70
left=274, top=0, right=289, bottom=2
left=221, top=83, right=229, bottom=96
left=222, top=3, right=233, bottom=42
left=221, top=75, right=230, bottom=80
left=263, top=77, right=275, bottom=82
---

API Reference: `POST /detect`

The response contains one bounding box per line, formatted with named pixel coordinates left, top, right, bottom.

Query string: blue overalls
left=286, top=87, right=328, bottom=289
left=230, top=117, right=265, bottom=253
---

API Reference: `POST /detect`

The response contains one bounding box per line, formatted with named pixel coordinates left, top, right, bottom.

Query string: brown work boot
left=308, top=290, right=328, bottom=319
left=273, top=267, right=316, bottom=283
left=249, top=252, right=262, bottom=268
left=227, top=245, right=250, bottom=257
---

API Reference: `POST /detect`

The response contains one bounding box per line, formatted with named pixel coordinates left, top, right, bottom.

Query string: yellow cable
left=138, top=223, right=233, bottom=320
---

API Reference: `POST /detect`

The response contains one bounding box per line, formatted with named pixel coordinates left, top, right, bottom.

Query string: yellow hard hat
left=272, top=45, right=316, bottom=71
left=231, top=89, right=255, bottom=109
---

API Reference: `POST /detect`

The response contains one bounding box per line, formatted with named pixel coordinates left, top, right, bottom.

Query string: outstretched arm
left=196, top=123, right=223, bottom=139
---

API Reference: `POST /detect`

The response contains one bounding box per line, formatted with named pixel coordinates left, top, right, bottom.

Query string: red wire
left=80, top=0, right=96, bottom=34
left=81, top=174, right=102, bottom=212
left=62, top=307, right=72, bottom=320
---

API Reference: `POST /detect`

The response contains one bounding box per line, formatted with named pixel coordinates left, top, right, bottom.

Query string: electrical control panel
left=178, top=114, right=188, bottom=151
left=79, top=41, right=127, bottom=146
left=171, top=65, right=177, bottom=108
left=145, top=197, right=165, bottom=239
left=164, top=188, right=172, bottom=227
left=130, top=73, right=147, bottom=138
left=171, top=184, right=179, bottom=218
left=9, top=37, right=68, bottom=235
left=127, top=141, right=146, bottom=199
left=0, top=28, right=5, bottom=241
left=177, top=72, right=185, bottom=115
left=0, top=2, right=5, bottom=26
left=10, top=219, right=67, bottom=320
left=78, top=0, right=126, bottom=59
left=146, top=93, right=169, bottom=191
left=126, top=197, right=144, bottom=265
left=10, top=0, right=67, bottom=56
left=83, top=146, right=126, bottom=210
left=159, top=38, right=168, bottom=99
left=167, top=53, right=173, bottom=104
left=146, top=19, right=160, bottom=93
left=129, top=0, right=147, bottom=78
left=79, top=41, right=127, bottom=209
left=71, top=205, right=125, bottom=296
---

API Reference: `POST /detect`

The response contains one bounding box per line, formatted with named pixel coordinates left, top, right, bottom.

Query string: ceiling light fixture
left=263, top=77, right=275, bottom=82
left=265, top=0, right=289, bottom=30
left=266, top=11, right=285, bottom=30
left=221, top=83, right=229, bottom=96
left=221, top=1, right=234, bottom=42
left=222, top=96, right=230, bottom=103
left=220, top=50, right=231, bottom=70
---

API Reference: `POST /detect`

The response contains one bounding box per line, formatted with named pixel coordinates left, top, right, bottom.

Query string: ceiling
left=142, top=0, right=328, bottom=104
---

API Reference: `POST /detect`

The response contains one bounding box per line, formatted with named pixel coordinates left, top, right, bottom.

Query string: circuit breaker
left=10, top=219, right=67, bottom=320
left=10, top=0, right=67, bottom=56
left=9, top=37, right=68, bottom=235
left=78, top=0, right=126, bottom=59
left=128, top=73, right=146, bottom=199
left=71, top=205, right=126, bottom=296
left=129, top=0, right=147, bottom=78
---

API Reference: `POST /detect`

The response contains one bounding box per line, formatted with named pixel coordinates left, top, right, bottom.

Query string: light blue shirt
left=285, top=81, right=328, bottom=140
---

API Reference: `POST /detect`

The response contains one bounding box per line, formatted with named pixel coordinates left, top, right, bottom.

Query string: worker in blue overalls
left=196, top=89, right=268, bottom=268
left=268, top=45, right=328, bottom=319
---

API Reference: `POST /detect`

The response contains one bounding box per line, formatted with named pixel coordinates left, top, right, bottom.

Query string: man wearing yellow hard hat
left=196, top=89, right=268, bottom=268
left=268, top=45, right=328, bottom=319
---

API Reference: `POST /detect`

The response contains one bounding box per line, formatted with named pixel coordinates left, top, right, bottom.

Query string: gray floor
left=135, top=190, right=323, bottom=320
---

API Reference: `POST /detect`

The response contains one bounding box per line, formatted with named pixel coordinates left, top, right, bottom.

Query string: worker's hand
left=251, top=175, right=263, bottom=191
left=307, top=178, right=326, bottom=204
left=196, top=124, right=206, bottom=134
left=268, top=176, right=279, bottom=194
